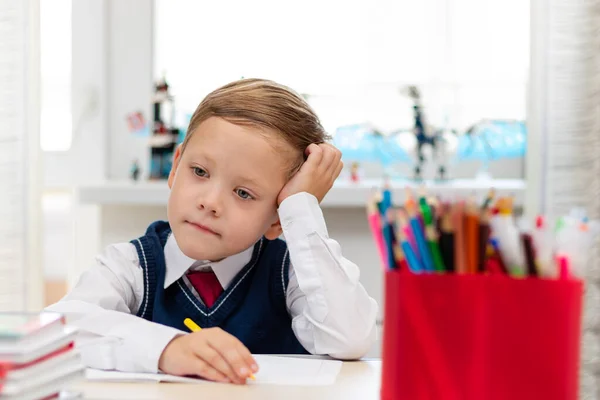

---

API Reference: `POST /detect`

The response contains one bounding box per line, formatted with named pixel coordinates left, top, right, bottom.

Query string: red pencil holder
left=381, top=270, right=583, bottom=400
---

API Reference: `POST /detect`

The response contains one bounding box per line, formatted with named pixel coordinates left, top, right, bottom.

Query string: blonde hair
left=182, top=78, right=330, bottom=175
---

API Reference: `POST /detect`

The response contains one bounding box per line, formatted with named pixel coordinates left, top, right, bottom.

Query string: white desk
left=70, top=360, right=381, bottom=400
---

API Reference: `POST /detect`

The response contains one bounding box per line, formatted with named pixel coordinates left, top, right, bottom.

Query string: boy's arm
left=46, top=243, right=184, bottom=373
left=279, top=192, right=379, bottom=360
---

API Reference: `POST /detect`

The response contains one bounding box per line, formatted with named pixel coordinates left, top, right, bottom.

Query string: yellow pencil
left=184, top=318, right=202, bottom=332
left=183, top=318, right=256, bottom=380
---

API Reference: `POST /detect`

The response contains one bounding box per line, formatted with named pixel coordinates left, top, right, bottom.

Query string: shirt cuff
left=126, top=322, right=184, bottom=373
left=278, top=192, right=328, bottom=239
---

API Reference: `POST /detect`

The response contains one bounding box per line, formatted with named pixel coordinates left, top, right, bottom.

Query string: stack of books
left=0, top=312, right=84, bottom=399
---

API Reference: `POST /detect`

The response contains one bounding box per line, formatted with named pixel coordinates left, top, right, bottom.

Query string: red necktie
left=186, top=270, right=223, bottom=308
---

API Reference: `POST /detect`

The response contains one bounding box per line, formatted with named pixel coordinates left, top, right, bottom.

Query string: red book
left=0, top=343, right=75, bottom=380
left=0, top=313, right=83, bottom=399
left=0, top=347, right=83, bottom=398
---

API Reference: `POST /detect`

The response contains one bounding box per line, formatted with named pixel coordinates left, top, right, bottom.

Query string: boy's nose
left=197, top=190, right=222, bottom=216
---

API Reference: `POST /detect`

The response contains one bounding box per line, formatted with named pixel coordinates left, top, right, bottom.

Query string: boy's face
left=168, top=117, right=292, bottom=261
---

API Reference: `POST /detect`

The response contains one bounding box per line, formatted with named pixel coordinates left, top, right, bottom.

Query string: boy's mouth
left=186, top=221, right=220, bottom=236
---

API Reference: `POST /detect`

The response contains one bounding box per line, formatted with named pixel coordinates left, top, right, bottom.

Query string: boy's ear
left=264, top=218, right=283, bottom=240
left=168, top=145, right=183, bottom=189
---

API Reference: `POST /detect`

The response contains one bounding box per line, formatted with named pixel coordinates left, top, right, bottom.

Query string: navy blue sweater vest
left=131, top=221, right=308, bottom=355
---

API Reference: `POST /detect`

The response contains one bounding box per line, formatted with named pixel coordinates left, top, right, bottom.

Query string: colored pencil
left=406, top=195, right=434, bottom=271
left=439, top=205, right=455, bottom=272
left=521, top=233, right=538, bottom=276
left=396, top=211, right=424, bottom=272
left=452, top=202, right=466, bottom=274
left=464, top=200, right=480, bottom=274
left=478, top=210, right=491, bottom=273
left=367, top=198, right=388, bottom=269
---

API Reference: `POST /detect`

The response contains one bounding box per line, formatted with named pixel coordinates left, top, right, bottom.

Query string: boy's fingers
left=209, top=336, right=255, bottom=380
left=196, top=346, right=242, bottom=384
left=318, top=143, right=342, bottom=172
left=191, top=359, right=230, bottom=383
left=333, top=146, right=342, bottom=164
left=305, top=144, right=323, bottom=166
left=234, top=341, right=259, bottom=373
left=305, top=143, right=321, bottom=156
left=333, top=160, right=344, bottom=181
left=318, top=147, right=335, bottom=170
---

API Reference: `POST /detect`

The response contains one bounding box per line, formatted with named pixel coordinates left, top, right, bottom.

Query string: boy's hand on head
left=278, top=143, right=343, bottom=205
left=158, top=327, right=258, bottom=384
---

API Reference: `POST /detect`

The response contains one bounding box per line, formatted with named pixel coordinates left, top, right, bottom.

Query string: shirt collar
left=163, top=233, right=254, bottom=290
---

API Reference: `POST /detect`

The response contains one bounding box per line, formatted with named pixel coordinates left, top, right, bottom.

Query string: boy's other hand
left=278, top=143, right=343, bottom=205
left=158, top=327, right=258, bottom=384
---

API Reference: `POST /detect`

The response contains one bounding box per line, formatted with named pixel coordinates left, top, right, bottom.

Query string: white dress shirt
left=47, top=192, right=378, bottom=373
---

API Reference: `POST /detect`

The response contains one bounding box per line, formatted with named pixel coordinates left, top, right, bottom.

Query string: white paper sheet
left=85, top=369, right=203, bottom=384
left=86, top=355, right=342, bottom=386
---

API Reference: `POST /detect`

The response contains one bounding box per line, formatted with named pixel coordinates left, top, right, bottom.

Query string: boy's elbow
left=328, top=325, right=378, bottom=360
left=329, top=346, right=371, bottom=361
left=328, top=298, right=379, bottom=360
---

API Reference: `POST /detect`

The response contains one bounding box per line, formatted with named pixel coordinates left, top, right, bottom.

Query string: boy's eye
left=193, top=167, right=207, bottom=177
left=235, top=189, right=253, bottom=200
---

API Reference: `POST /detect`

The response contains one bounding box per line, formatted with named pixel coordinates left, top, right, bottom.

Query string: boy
left=48, top=79, right=378, bottom=385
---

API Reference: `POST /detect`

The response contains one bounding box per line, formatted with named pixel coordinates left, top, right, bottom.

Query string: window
left=154, top=0, right=528, bottom=135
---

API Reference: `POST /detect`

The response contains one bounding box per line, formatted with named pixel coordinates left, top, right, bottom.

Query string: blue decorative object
left=456, top=119, right=527, bottom=161
left=333, top=123, right=411, bottom=166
